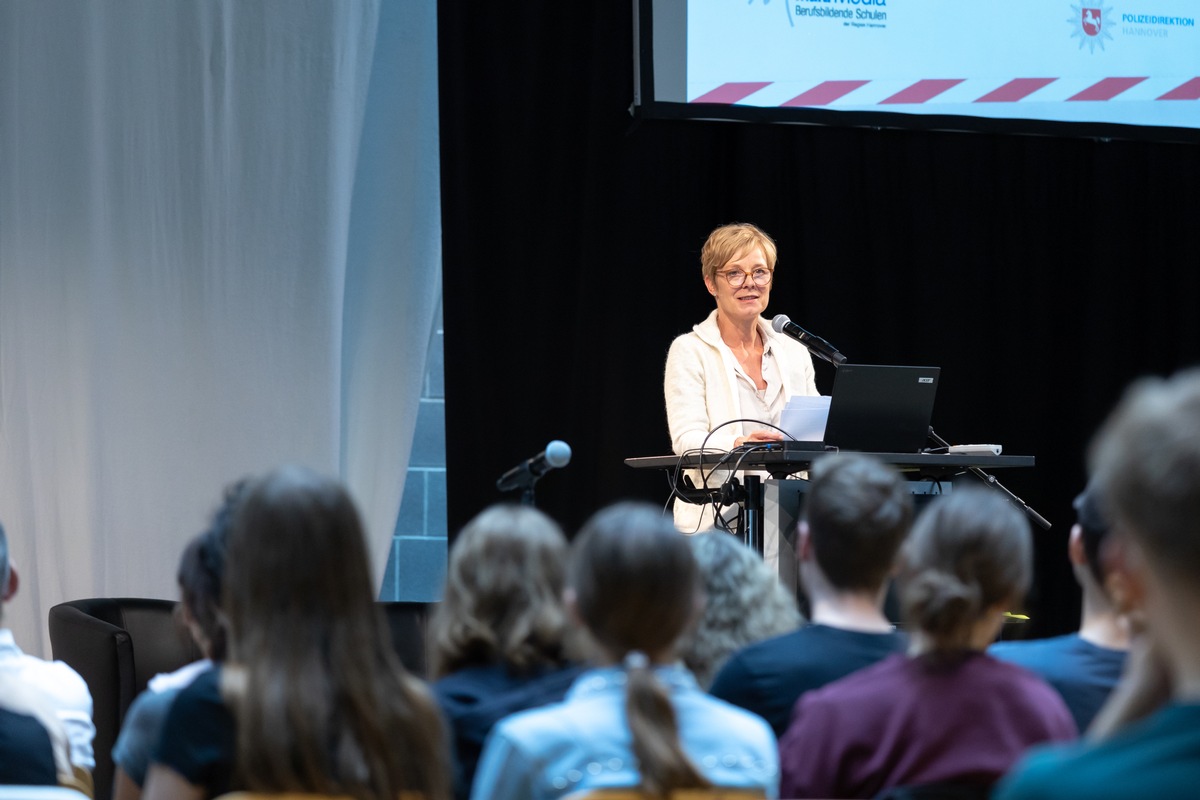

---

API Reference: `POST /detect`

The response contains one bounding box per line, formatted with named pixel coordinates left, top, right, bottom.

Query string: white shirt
left=0, top=628, right=96, bottom=770
left=731, top=339, right=785, bottom=443
left=664, top=310, right=819, bottom=531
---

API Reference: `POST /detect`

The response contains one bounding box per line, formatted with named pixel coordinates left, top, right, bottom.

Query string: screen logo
left=1069, top=3, right=1115, bottom=52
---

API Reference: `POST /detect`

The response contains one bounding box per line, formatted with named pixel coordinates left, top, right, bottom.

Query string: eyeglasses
left=721, top=268, right=773, bottom=288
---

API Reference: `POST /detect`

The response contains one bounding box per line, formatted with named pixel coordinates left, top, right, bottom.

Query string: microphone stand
left=802, top=333, right=845, bottom=367
left=811, top=348, right=844, bottom=367
left=927, top=427, right=1052, bottom=530
left=513, top=470, right=557, bottom=507
left=521, top=486, right=536, bottom=508
left=499, top=470, right=547, bottom=508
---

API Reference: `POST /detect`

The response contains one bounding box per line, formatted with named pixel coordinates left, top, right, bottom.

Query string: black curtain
left=438, top=1, right=1200, bottom=636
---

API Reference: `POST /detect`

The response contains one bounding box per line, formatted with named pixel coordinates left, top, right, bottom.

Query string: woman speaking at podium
left=664, top=223, right=819, bottom=532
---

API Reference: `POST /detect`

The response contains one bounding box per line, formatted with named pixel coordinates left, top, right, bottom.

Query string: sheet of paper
left=781, top=395, right=831, bottom=442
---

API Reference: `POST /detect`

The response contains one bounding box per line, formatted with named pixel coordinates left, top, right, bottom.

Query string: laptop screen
left=822, top=364, right=941, bottom=454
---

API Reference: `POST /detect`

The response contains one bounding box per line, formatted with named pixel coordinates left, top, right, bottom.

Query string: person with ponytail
left=778, top=488, right=1076, bottom=799
left=143, top=466, right=451, bottom=800
left=470, top=501, right=778, bottom=800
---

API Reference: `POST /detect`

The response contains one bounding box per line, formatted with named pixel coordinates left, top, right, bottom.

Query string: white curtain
left=0, top=0, right=440, bottom=655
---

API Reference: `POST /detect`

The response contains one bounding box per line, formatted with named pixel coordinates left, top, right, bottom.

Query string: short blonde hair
left=700, top=222, right=778, bottom=283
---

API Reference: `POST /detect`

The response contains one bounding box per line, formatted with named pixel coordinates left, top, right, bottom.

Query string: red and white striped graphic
left=691, top=76, right=1200, bottom=105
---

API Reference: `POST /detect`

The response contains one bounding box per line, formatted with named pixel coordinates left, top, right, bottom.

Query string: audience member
left=0, top=521, right=96, bottom=777
left=471, top=502, right=778, bottom=800
left=990, top=482, right=1129, bottom=733
left=143, top=466, right=450, bottom=800
left=429, top=504, right=585, bottom=800
left=996, top=369, right=1200, bottom=798
left=779, top=488, right=1076, bottom=799
left=112, top=481, right=243, bottom=800
left=709, top=453, right=912, bottom=736
left=677, top=530, right=802, bottom=689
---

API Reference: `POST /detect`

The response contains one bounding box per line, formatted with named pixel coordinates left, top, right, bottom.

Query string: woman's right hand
left=734, top=430, right=785, bottom=448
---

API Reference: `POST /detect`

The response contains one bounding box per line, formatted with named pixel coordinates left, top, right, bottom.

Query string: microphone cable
left=664, top=419, right=795, bottom=533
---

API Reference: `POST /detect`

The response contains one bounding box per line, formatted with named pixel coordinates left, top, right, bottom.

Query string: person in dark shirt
left=428, top=504, right=584, bottom=800
left=112, top=481, right=241, bottom=800
left=990, top=482, right=1128, bottom=733
left=709, top=453, right=912, bottom=737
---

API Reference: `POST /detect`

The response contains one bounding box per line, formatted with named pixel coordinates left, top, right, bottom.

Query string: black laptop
left=822, top=364, right=941, bottom=453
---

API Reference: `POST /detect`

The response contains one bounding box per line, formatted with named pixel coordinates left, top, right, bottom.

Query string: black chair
left=378, top=601, right=435, bottom=678
left=48, top=598, right=200, bottom=800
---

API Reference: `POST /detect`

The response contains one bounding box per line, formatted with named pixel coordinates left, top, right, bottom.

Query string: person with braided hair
left=470, top=501, right=778, bottom=800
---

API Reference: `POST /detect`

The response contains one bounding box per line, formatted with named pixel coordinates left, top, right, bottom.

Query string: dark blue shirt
left=709, top=623, right=908, bottom=737
left=0, top=706, right=61, bottom=785
left=153, top=667, right=234, bottom=798
left=434, top=663, right=585, bottom=800
left=990, top=633, right=1126, bottom=733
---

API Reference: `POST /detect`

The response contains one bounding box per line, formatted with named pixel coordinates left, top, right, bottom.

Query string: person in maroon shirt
left=778, top=488, right=1076, bottom=799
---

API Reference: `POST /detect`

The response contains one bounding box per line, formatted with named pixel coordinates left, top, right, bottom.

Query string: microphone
left=771, top=315, right=847, bottom=366
left=496, top=440, right=572, bottom=492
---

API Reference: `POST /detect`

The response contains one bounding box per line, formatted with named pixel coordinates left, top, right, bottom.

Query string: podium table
left=625, top=450, right=1035, bottom=594
left=624, top=450, right=1034, bottom=476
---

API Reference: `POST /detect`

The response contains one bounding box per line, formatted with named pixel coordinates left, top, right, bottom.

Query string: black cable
left=663, top=419, right=797, bottom=532
left=697, top=418, right=794, bottom=493
left=926, top=425, right=1051, bottom=530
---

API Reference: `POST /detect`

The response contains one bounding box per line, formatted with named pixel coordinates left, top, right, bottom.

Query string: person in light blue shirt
left=470, top=502, right=778, bottom=800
